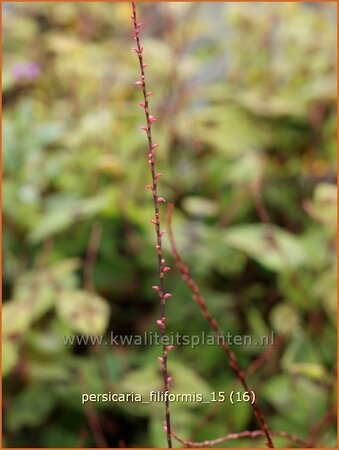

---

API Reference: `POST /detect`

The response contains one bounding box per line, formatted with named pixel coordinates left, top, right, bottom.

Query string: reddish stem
left=171, top=429, right=307, bottom=448
left=130, top=3, right=172, bottom=447
left=166, top=203, right=274, bottom=448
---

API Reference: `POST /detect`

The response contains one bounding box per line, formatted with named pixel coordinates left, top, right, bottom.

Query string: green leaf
left=223, top=224, right=307, bottom=272
left=305, top=182, right=337, bottom=234
left=2, top=340, right=19, bottom=377
left=227, top=151, right=263, bottom=185
left=5, top=385, right=56, bottom=431
left=25, top=358, right=70, bottom=382
left=57, top=290, right=110, bottom=335
left=289, top=363, right=329, bottom=382
left=270, top=303, right=300, bottom=336
left=3, top=300, right=33, bottom=339
left=182, top=196, right=219, bottom=218
left=29, top=195, right=107, bottom=243
left=263, top=374, right=327, bottom=426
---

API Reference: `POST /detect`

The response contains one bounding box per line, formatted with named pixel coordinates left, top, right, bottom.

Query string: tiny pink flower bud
left=163, top=267, right=171, bottom=273
left=161, top=259, right=166, bottom=265
left=130, top=14, right=134, bottom=20
left=160, top=230, right=166, bottom=237
left=142, top=63, right=148, bottom=69
left=167, top=345, right=174, bottom=351
left=139, top=46, right=144, bottom=53
left=163, top=425, right=168, bottom=433
left=156, top=244, right=161, bottom=253
left=155, top=173, right=162, bottom=179
left=156, top=320, right=163, bottom=327
left=138, top=22, right=142, bottom=27
left=149, top=115, right=156, bottom=123
left=139, top=102, right=146, bottom=108
left=150, top=219, right=157, bottom=225
left=145, top=184, right=152, bottom=190
left=158, top=357, right=164, bottom=364
left=163, top=293, right=172, bottom=300
left=157, top=197, right=166, bottom=203
left=167, top=377, right=173, bottom=384
left=140, top=125, right=148, bottom=132
left=152, top=285, right=160, bottom=292
left=146, top=92, right=153, bottom=97
left=131, top=47, right=138, bottom=53
left=135, top=80, right=143, bottom=87
left=152, top=143, right=160, bottom=150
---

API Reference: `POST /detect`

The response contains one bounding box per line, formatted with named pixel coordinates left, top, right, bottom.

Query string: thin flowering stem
left=171, top=429, right=308, bottom=448
left=130, top=3, right=172, bottom=447
left=166, top=203, right=274, bottom=448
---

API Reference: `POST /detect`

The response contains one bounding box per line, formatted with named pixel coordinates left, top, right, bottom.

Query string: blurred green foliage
left=3, top=3, right=337, bottom=448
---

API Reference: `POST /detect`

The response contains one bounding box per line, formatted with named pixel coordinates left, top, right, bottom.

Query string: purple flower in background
left=12, top=62, right=41, bottom=82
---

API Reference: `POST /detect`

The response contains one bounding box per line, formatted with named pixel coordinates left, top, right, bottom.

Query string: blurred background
left=2, top=2, right=337, bottom=448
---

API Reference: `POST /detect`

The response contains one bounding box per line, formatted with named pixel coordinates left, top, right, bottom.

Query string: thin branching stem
left=130, top=3, right=172, bottom=447
left=171, top=429, right=308, bottom=448
left=166, top=203, right=274, bottom=448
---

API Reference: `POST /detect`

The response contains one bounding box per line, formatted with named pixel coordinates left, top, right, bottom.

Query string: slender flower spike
left=131, top=3, right=173, bottom=447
